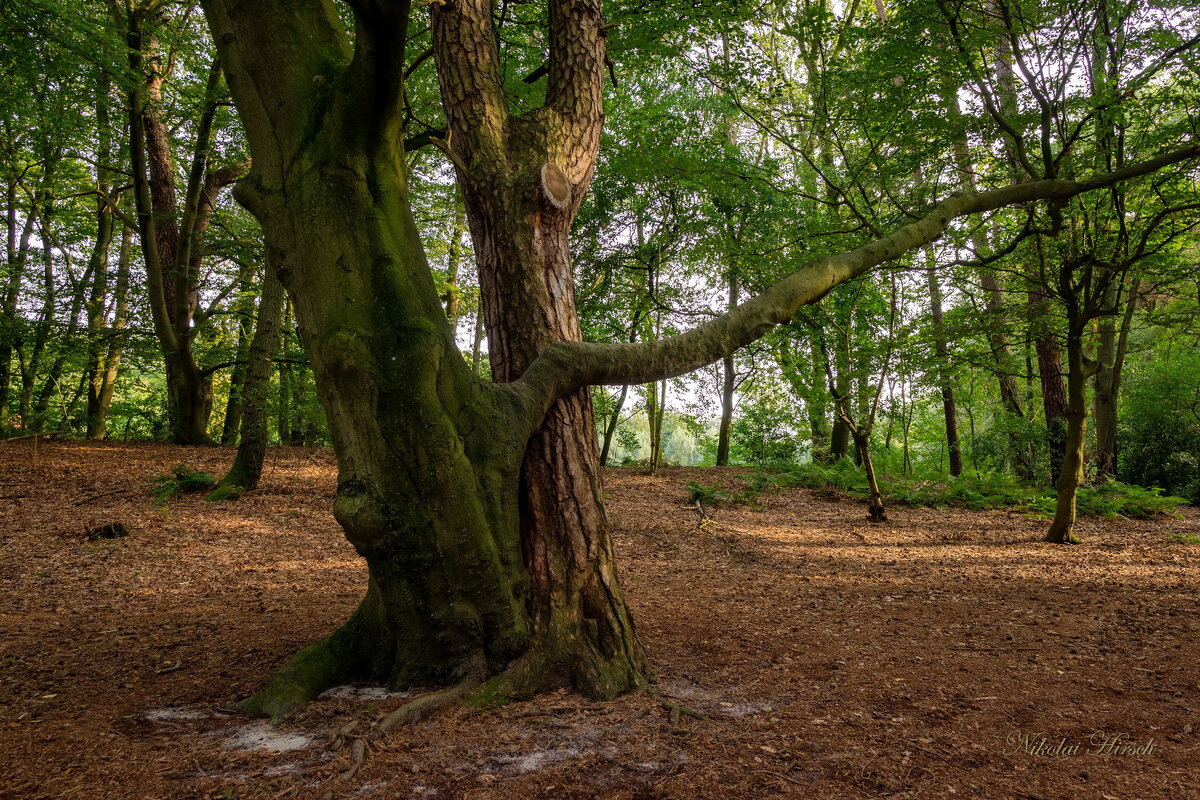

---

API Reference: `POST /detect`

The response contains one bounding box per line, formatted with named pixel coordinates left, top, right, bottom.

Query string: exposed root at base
left=377, top=669, right=485, bottom=732
left=1045, top=527, right=1082, bottom=544
left=235, top=618, right=366, bottom=721
left=649, top=690, right=715, bottom=723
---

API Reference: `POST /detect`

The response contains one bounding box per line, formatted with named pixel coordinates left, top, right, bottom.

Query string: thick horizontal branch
left=514, top=143, right=1200, bottom=416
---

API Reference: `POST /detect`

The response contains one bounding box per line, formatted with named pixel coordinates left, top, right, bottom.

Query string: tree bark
left=1031, top=286, right=1068, bottom=484
left=926, top=260, right=963, bottom=476
left=212, top=267, right=285, bottom=497
left=88, top=223, right=132, bottom=438
left=1046, top=323, right=1097, bottom=543
left=431, top=0, right=648, bottom=695
left=598, top=384, right=627, bottom=467
left=715, top=273, right=739, bottom=466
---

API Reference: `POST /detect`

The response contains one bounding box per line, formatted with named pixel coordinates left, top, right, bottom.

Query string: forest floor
left=2, top=441, right=1199, bottom=800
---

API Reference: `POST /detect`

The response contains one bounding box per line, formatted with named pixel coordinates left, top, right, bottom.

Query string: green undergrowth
left=151, top=464, right=217, bottom=506
left=729, top=460, right=1187, bottom=519
left=686, top=480, right=762, bottom=512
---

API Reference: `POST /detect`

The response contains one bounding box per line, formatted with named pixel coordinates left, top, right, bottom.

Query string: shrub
left=151, top=464, right=217, bottom=506
left=746, top=465, right=1184, bottom=518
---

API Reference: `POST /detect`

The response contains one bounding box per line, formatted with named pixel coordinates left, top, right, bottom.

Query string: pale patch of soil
left=1, top=442, right=1198, bottom=799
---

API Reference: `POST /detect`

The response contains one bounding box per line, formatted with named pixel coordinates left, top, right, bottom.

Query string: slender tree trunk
left=221, top=263, right=257, bottom=444
left=124, top=23, right=236, bottom=444
left=20, top=234, right=56, bottom=427
left=444, top=202, right=465, bottom=321
left=830, top=342, right=851, bottom=460
left=1032, top=286, right=1068, bottom=484
left=277, top=345, right=290, bottom=446
left=212, top=267, right=285, bottom=496
left=598, top=384, right=627, bottom=466
left=33, top=255, right=94, bottom=430
left=290, top=362, right=305, bottom=445
left=1046, top=323, right=1096, bottom=543
left=89, top=223, right=133, bottom=438
left=715, top=274, right=739, bottom=466
left=806, top=337, right=830, bottom=460
left=84, top=71, right=117, bottom=438
left=853, top=429, right=887, bottom=522
left=1, top=206, right=38, bottom=424
left=926, top=261, right=963, bottom=475
left=471, top=310, right=485, bottom=375
left=1092, top=313, right=1117, bottom=482
left=1092, top=279, right=1136, bottom=481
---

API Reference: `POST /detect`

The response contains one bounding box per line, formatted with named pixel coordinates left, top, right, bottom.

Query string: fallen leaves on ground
left=1, top=442, right=1197, bottom=799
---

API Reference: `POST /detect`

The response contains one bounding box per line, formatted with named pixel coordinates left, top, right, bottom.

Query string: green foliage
left=1026, top=482, right=1186, bottom=520
left=685, top=480, right=760, bottom=511
left=1119, top=344, right=1200, bottom=503
left=749, top=462, right=1185, bottom=519
left=151, top=464, right=217, bottom=506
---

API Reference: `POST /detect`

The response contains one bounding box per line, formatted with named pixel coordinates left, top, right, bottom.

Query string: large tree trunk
left=431, top=0, right=647, bottom=697
left=201, top=0, right=645, bottom=718
left=212, top=267, right=285, bottom=497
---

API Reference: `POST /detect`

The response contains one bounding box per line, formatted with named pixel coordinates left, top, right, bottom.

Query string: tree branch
left=515, top=144, right=1200, bottom=415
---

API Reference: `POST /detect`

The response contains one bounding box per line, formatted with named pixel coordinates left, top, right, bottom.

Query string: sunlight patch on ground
left=224, top=722, right=315, bottom=753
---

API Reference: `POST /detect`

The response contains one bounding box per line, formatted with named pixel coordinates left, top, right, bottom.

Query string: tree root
left=1044, top=527, right=1081, bottom=544
left=648, top=689, right=715, bottom=724
left=377, top=674, right=482, bottom=732
left=235, top=620, right=364, bottom=721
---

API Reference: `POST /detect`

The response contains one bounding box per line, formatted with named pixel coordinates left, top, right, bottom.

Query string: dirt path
left=1, top=441, right=1197, bottom=799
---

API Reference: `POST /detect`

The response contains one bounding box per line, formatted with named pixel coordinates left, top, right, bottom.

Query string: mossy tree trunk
left=199, top=0, right=1199, bottom=718
left=598, top=384, right=627, bottom=467
left=1046, top=322, right=1099, bottom=544
left=211, top=267, right=285, bottom=498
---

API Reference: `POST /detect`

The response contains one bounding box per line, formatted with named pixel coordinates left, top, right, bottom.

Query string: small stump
left=86, top=521, right=130, bottom=541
